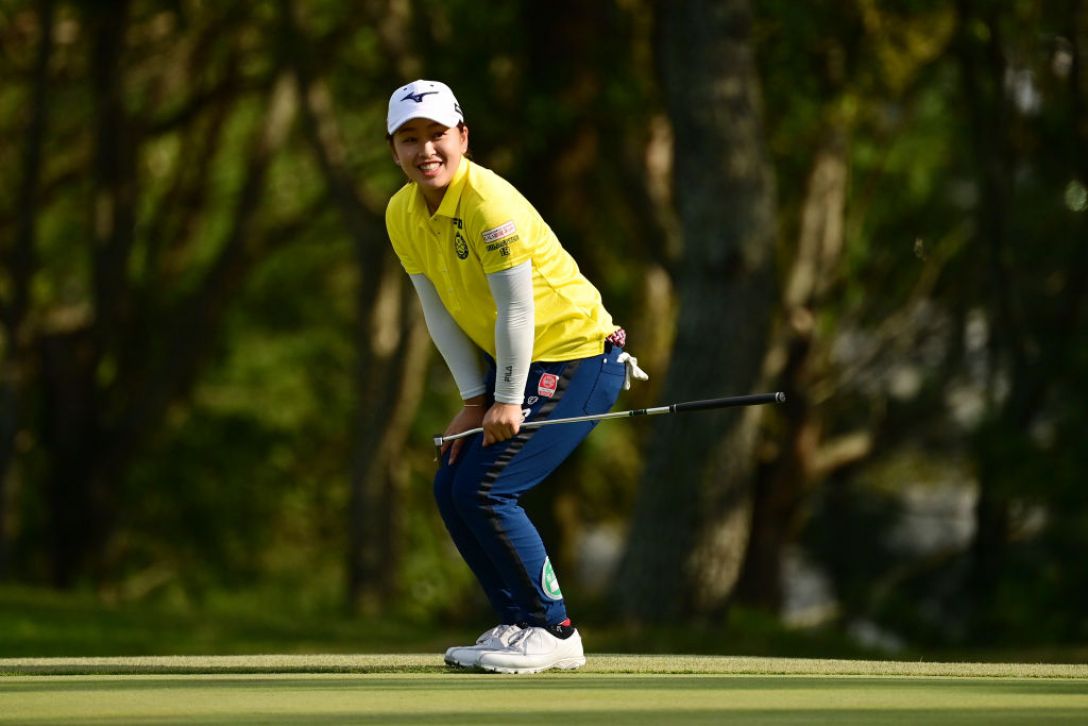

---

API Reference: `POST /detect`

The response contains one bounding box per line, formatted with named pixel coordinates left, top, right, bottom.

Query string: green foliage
left=752, top=0, right=1088, bottom=650
left=0, top=584, right=881, bottom=660
left=1, top=0, right=1086, bottom=656
left=0, top=585, right=461, bottom=657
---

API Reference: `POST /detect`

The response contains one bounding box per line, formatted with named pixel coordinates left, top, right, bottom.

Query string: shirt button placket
left=431, top=219, right=457, bottom=311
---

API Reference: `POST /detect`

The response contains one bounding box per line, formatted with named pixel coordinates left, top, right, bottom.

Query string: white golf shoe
left=444, top=623, right=524, bottom=668
left=475, top=625, right=585, bottom=674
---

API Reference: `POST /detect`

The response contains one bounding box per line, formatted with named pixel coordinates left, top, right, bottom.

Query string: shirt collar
left=418, top=156, right=470, bottom=220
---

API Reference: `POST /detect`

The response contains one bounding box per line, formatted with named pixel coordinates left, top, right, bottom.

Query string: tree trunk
left=0, top=0, right=54, bottom=581
left=736, top=134, right=849, bottom=611
left=955, top=0, right=1088, bottom=639
left=954, top=0, right=1021, bottom=632
left=35, top=2, right=298, bottom=585
left=38, top=329, right=100, bottom=587
left=613, top=0, right=777, bottom=622
left=278, top=0, right=432, bottom=612
left=349, top=259, right=431, bottom=614
left=36, top=0, right=138, bottom=586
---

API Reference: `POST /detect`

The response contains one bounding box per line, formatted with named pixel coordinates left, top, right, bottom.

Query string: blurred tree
left=0, top=0, right=319, bottom=588
left=46, top=0, right=301, bottom=587
left=1, top=0, right=1085, bottom=651
left=0, top=0, right=54, bottom=581
left=735, top=0, right=956, bottom=613
left=789, top=0, right=1088, bottom=647
left=277, top=0, right=434, bottom=615
left=613, top=0, right=778, bottom=621
left=954, top=0, right=1088, bottom=642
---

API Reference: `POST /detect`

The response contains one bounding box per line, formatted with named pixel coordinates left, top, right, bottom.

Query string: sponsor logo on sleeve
left=485, top=235, right=519, bottom=252
left=482, top=220, right=517, bottom=244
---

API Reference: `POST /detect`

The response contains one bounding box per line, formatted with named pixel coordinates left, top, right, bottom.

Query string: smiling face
left=390, top=119, right=469, bottom=213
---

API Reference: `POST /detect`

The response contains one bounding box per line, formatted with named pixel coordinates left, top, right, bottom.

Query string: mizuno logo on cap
left=401, top=90, right=438, bottom=103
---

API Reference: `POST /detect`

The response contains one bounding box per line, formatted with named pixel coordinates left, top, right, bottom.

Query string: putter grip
left=672, top=392, right=785, bottom=413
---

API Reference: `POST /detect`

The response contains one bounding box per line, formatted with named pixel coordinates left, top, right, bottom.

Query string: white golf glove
left=616, top=351, right=649, bottom=390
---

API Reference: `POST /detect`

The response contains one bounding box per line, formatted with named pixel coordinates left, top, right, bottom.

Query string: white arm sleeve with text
left=487, top=261, right=535, bottom=405
left=408, top=274, right=487, bottom=399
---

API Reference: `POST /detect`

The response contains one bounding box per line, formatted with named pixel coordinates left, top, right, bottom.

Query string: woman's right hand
left=441, top=398, right=487, bottom=465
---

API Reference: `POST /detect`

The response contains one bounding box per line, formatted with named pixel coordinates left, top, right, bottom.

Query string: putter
left=432, top=391, right=785, bottom=455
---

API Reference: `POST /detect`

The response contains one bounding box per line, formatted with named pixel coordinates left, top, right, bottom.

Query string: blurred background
left=1, top=0, right=1086, bottom=660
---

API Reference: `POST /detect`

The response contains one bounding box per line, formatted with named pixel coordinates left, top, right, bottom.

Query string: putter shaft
left=432, top=391, right=785, bottom=448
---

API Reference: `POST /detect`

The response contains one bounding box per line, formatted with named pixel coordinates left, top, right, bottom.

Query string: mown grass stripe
left=2, top=654, right=1086, bottom=678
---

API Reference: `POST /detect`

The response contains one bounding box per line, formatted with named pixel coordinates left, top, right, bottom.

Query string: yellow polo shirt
left=386, top=158, right=615, bottom=361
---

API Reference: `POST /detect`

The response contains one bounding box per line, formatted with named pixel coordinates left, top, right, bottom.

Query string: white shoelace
left=504, top=626, right=539, bottom=652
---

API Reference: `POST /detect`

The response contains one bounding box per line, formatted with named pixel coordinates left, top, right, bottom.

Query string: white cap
left=386, top=80, right=463, bottom=135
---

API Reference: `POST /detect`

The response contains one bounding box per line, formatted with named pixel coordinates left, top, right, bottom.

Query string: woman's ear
left=389, top=137, right=400, bottom=165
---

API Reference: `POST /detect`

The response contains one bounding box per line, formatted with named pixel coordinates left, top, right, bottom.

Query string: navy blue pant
left=434, top=344, right=626, bottom=627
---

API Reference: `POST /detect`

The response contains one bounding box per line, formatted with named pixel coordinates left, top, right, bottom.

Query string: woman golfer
left=385, top=80, right=645, bottom=674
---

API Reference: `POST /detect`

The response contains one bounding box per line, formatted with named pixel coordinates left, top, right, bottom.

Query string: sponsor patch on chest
left=537, top=373, right=558, bottom=398
left=482, top=220, right=517, bottom=244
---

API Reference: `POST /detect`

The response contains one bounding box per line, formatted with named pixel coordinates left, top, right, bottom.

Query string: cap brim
left=387, top=112, right=462, bottom=136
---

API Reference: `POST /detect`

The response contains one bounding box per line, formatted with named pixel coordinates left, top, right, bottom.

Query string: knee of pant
left=433, top=467, right=457, bottom=515
left=449, top=474, right=496, bottom=519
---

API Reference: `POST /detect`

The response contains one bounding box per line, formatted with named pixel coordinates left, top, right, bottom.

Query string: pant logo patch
left=537, top=373, right=558, bottom=398
left=542, top=557, right=563, bottom=601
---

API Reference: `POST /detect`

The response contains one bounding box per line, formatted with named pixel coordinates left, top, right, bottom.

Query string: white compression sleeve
left=408, top=274, right=486, bottom=399
left=487, top=261, right=535, bottom=405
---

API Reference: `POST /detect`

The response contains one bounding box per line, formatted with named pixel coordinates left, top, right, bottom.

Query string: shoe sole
left=476, top=656, right=586, bottom=675
left=447, top=647, right=512, bottom=668
left=445, top=654, right=480, bottom=668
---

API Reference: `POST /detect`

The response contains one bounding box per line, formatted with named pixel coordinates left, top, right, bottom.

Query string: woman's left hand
left=441, top=403, right=487, bottom=465
left=482, top=402, right=525, bottom=446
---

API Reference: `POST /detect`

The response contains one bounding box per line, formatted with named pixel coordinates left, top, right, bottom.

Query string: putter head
left=775, top=391, right=786, bottom=403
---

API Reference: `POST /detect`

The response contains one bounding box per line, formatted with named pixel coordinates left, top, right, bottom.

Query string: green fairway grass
left=2, top=656, right=1086, bottom=725
left=3, top=589, right=1086, bottom=723
left=2, top=653, right=1087, bottom=677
